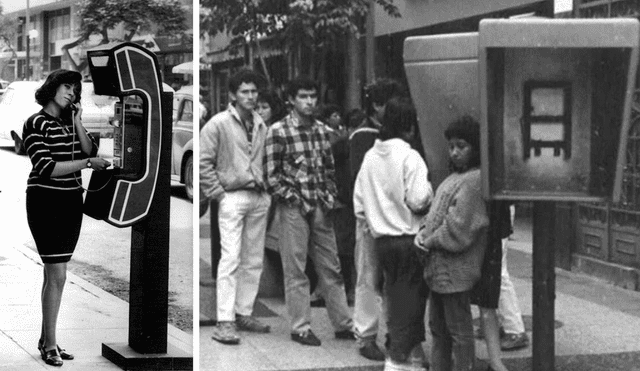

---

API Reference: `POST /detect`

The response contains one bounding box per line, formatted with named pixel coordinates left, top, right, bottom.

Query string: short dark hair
left=228, top=68, right=266, bottom=94
left=364, top=78, right=406, bottom=115
left=286, top=76, right=319, bottom=100
left=445, top=114, right=481, bottom=168
left=345, top=108, right=367, bottom=129
left=35, top=69, right=82, bottom=107
left=257, top=88, right=287, bottom=124
left=379, top=97, right=417, bottom=140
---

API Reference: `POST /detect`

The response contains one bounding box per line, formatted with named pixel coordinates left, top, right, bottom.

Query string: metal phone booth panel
left=84, top=42, right=172, bottom=227
left=479, top=19, right=640, bottom=203
left=404, top=32, right=480, bottom=189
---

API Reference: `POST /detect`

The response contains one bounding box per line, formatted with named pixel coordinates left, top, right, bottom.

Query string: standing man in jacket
left=200, top=68, right=272, bottom=345
left=264, top=76, right=354, bottom=346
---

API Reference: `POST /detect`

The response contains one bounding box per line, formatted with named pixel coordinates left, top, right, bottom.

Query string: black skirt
left=26, top=187, right=83, bottom=264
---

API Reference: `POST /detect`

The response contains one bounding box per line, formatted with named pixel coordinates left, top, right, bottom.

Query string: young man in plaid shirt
left=264, top=76, right=354, bottom=346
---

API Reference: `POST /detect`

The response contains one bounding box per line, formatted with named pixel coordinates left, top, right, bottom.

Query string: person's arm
left=404, top=151, right=433, bottom=216
left=24, top=116, right=108, bottom=178
left=263, top=126, right=289, bottom=201
left=50, top=158, right=109, bottom=177
left=353, top=167, right=366, bottom=222
left=422, top=173, right=489, bottom=253
left=199, top=119, right=224, bottom=201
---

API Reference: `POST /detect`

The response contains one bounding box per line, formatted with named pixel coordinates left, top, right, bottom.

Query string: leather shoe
left=335, top=329, right=356, bottom=340
left=43, top=348, right=63, bottom=367
left=291, top=329, right=321, bottom=346
left=359, top=341, right=385, bottom=361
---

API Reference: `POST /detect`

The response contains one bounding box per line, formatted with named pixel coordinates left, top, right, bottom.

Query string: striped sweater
left=23, top=110, right=98, bottom=191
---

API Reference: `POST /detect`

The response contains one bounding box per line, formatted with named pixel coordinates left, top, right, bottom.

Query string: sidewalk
left=0, top=237, right=192, bottom=370
left=200, top=212, right=640, bottom=371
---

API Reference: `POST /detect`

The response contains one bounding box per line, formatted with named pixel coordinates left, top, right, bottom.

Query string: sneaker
left=500, top=332, right=529, bottom=351
left=236, top=315, right=270, bottom=333
left=359, top=341, right=385, bottom=361
left=291, top=329, right=321, bottom=346
left=211, top=321, right=240, bottom=345
left=384, top=358, right=426, bottom=371
left=335, top=329, right=356, bottom=340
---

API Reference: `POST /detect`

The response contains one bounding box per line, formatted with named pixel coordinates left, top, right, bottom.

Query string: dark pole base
left=102, top=342, right=193, bottom=371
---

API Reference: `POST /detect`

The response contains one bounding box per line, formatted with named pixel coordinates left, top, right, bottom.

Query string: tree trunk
left=344, top=32, right=363, bottom=111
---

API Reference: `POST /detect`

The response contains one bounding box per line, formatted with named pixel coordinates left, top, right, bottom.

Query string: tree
left=64, top=0, right=188, bottom=73
left=0, top=5, right=17, bottom=80
left=201, top=0, right=400, bottom=87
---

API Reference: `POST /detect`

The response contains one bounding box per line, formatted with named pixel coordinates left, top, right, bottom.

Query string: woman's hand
left=91, top=157, right=111, bottom=171
left=72, top=103, right=83, bottom=128
left=414, top=231, right=429, bottom=252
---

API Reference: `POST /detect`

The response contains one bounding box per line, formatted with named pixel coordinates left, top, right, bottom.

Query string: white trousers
left=216, top=190, right=270, bottom=321
left=497, top=206, right=526, bottom=334
left=353, top=218, right=385, bottom=344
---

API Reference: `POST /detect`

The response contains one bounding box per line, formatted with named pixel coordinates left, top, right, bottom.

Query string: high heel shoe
left=38, top=340, right=74, bottom=360
left=43, top=348, right=63, bottom=367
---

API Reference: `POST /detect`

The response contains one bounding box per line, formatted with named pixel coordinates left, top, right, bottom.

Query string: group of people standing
left=200, top=68, right=529, bottom=371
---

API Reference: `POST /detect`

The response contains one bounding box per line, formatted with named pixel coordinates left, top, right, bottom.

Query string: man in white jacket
left=353, top=97, right=433, bottom=371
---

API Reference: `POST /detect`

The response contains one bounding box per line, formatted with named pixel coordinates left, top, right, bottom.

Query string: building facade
left=2, top=0, right=193, bottom=85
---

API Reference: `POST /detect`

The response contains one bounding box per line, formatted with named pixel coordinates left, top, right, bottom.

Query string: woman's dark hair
left=286, top=75, right=319, bottom=100
left=228, top=68, right=266, bottom=94
left=379, top=96, right=417, bottom=140
left=445, top=114, right=481, bottom=169
left=257, top=89, right=287, bottom=124
left=35, top=69, right=82, bottom=107
left=317, top=103, right=342, bottom=122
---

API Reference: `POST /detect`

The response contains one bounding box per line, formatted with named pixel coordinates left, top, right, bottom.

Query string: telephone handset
left=83, top=42, right=171, bottom=228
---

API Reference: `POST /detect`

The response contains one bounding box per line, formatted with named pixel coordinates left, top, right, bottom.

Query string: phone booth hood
left=404, top=18, right=640, bottom=203
left=479, top=18, right=639, bottom=203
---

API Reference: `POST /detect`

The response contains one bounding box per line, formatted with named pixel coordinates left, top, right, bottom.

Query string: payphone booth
left=83, top=42, right=192, bottom=370
left=478, top=19, right=639, bottom=370
left=404, top=18, right=639, bottom=371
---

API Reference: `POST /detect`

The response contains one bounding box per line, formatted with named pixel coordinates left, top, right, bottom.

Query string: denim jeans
left=429, top=291, right=475, bottom=371
left=278, top=203, right=353, bottom=334
left=216, top=190, right=271, bottom=321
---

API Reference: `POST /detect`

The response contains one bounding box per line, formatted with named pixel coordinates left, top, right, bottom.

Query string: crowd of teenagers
left=200, top=68, right=529, bottom=371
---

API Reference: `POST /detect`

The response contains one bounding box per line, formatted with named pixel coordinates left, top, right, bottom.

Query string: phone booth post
left=84, top=42, right=192, bottom=370
left=405, top=18, right=639, bottom=371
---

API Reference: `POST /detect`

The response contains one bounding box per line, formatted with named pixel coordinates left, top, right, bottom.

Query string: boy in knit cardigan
left=414, top=115, right=489, bottom=371
left=354, top=97, right=433, bottom=371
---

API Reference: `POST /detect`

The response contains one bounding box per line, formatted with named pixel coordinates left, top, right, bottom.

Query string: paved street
left=200, top=210, right=640, bottom=371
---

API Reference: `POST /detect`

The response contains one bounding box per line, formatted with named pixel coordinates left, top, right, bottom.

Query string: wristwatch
left=86, top=159, right=93, bottom=168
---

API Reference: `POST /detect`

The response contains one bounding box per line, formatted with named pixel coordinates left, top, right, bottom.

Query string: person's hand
left=72, top=103, right=83, bottom=125
left=91, top=157, right=111, bottom=171
left=414, top=232, right=428, bottom=251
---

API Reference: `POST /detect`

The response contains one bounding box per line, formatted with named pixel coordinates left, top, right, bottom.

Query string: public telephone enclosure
left=404, top=32, right=480, bottom=189
left=479, top=18, right=640, bottom=202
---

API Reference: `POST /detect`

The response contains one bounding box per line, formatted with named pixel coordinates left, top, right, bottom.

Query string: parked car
left=171, top=85, right=194, bottom=200
left=0, top=79, right=10, bottom=96
left=0, top=81, right=117, bottom=154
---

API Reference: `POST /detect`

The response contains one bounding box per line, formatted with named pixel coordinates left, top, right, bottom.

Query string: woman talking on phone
left=22, top=69, right=110, bottom=367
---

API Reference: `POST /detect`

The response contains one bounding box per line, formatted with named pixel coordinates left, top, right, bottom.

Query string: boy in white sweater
left=353, top=97, right=433, bottom=371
